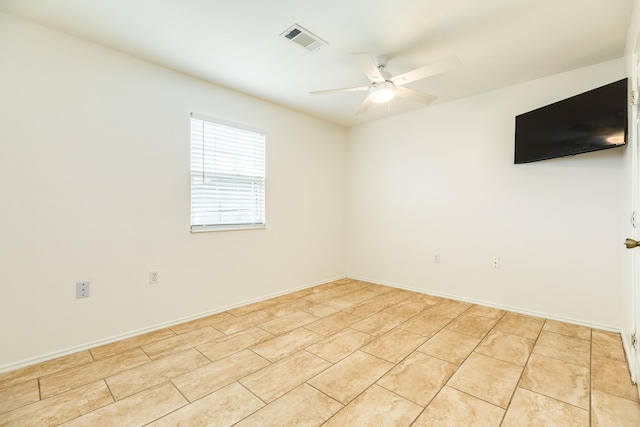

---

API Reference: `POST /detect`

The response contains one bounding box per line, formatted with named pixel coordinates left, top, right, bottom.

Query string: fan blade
left=309, top=86, right=369, bottom=96
left=355, top=96, right=373, bottom=114
left=394, top=86, right=438, bottom=105
left=391, top=56, right=461, bottom=86
left=353, top=53, right=385, bottom=83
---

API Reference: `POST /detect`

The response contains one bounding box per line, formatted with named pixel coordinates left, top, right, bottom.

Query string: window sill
left=190, top=224, right=266, bottom=233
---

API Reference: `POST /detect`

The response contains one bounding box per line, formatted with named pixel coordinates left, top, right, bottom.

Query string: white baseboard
left=354, top=275, right=638, bottom=383
left=351, top=275, right=640, bottom=379
left=0, top=275, right=346, bottom=374
left=348, top=274, right=622, bottom=333
left=4, top=273, right=631, bottom=378
left=620, top=333, right=638, bottom=385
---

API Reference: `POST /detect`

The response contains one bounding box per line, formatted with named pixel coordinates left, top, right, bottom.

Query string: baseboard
left=620, top=333, right=638, bottom=385
left=3, top=273, right=629, bottom=376
left=368, top=273, right=635, bottom=382
left=0, top=275, right=346, bottom=374
left=348, top=274, right=622, bottom=333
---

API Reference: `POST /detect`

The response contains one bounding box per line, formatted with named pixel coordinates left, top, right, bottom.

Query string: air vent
left=280, top=24, right=327, bottom=52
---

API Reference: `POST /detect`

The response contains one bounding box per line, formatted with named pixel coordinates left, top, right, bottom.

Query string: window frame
left=190, top=112, right=266, bottom=233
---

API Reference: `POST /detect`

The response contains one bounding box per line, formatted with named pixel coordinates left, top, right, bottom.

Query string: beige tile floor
left=1, top=278, right=640, bottom=426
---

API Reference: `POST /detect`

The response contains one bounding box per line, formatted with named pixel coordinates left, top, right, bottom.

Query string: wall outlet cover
left=76, top=281, right=90, bottom=298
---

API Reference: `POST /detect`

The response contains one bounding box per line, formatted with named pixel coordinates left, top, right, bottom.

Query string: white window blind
left=190, top=113, right=265, bottom=231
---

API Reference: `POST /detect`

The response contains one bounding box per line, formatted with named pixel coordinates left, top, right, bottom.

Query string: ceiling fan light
left=369, top=82, right=395, bottom=103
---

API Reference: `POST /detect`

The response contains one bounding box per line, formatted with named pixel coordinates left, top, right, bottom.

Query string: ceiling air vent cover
left=280, top=24, right=327, bottom=52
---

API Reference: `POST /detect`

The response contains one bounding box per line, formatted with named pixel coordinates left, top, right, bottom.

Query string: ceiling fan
left=310, top=54, right=460, bottom=114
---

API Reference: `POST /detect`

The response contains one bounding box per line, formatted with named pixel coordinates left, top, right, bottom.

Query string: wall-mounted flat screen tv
left=514, top=78, right=627, bottom=164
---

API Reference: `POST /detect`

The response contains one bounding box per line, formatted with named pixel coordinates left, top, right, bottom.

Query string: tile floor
left=1, top=278, right=639, bottom=426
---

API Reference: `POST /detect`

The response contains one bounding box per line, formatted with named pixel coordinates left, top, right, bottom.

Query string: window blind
left=190, top=113, right=265, bottom=231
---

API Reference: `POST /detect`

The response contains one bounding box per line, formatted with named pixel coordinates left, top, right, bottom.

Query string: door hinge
left=633, top=333, right=638, bottom=350
left=632, top=90, right=639, bottom=105
left=631, top=211, right=639, bottom=228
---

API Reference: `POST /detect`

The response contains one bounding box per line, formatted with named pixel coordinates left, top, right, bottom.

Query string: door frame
left=628, top=45, right=640, bottom=393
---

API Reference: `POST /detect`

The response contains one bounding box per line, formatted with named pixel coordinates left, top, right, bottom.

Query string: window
left=190, top=113, right=265, bottom=232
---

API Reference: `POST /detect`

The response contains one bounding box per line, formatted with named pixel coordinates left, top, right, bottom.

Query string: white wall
left=346, top=58, right=628, bottom=330
left=0, top=10, right=633, bottom=372
left=0, top=13, right=346, bottom=369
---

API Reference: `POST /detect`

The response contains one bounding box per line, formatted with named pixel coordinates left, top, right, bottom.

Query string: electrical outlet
left=492, top=257, right=500, bottom=269
left=76, top=281, right=90, bottom=298
left=433, top=254, right=440, bottom=263
left=149, top=271, right=159, bottom=284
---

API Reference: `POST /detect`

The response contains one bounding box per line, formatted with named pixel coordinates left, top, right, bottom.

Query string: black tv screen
left=514, top=78, right=627, bottom=164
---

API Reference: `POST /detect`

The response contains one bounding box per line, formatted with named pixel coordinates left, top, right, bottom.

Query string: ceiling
left=0, top=0, right=634, bottom=128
